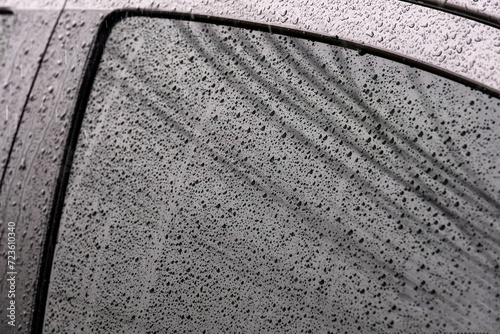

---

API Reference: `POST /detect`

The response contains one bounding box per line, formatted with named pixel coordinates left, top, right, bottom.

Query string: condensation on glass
left=44, top=17, right=500, bottom=333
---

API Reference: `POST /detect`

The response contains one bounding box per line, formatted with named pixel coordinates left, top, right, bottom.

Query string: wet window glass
left=44, top=17, right=500, bottom=333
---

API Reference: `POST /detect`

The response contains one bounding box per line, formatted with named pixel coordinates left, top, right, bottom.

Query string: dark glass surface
left=44, top=17, right=500, bottom=333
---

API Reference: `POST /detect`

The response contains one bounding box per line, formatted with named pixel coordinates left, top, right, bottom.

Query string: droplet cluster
left=0, top=15, right=12, bottom=62
left=44, top=17, right=500, bottom=333
left=62, top=0, right=500, bottom=91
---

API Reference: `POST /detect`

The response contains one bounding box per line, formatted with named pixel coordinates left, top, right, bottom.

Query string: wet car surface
left=0, top=1, right=499, bottom=333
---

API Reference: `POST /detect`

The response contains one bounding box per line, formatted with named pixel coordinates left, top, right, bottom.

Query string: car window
left=43, top=16, right=500, bottom=333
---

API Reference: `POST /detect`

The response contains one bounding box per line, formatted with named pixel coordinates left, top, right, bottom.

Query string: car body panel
left=0, top=10, right=67, bottom=333
left=0, top=8, right=102, bottom=333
